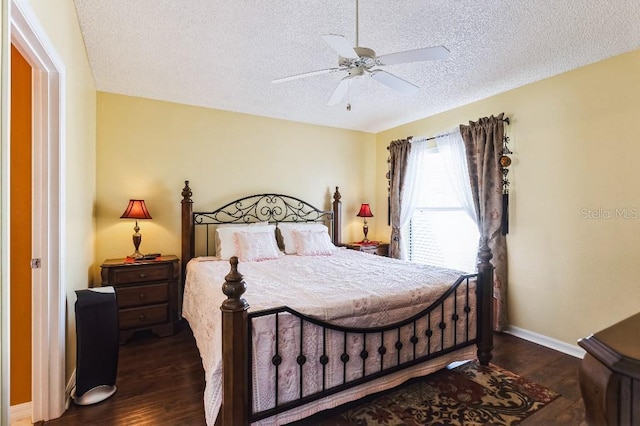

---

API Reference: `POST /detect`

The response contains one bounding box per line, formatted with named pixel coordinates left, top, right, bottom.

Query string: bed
left=179, top=181, right=494, bottom=426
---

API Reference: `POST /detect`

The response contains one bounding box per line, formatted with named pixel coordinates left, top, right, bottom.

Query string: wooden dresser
left=578, top=312, right=640, bottom=425
left=343, top=241, right=389, bottom=257
left=101, top=255, right=180, bottom=344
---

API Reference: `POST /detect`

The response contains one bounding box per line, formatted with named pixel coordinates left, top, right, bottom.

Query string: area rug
left=291, top=361, right=559, bottom=426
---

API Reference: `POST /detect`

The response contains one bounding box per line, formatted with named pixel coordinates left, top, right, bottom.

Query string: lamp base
left=130, top=229, right=143, bottom=259
left=362, top=222, right=369, bottom=243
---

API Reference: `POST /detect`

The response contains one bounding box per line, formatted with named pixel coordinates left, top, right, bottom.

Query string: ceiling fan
left=272, top=0, right=450, bottom=106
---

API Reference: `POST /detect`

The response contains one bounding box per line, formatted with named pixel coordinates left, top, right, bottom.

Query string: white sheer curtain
left=397, top=137, right=429, bottom=260
left=436, top=128, right=478, bottom=228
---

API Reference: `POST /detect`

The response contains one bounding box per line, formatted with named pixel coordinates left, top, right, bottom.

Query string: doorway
left=3, top=0, right=66, bottom=423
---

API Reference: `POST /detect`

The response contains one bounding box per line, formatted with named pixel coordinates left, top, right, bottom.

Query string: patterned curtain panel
left=460, top=113, right=508, bottom=331
left=388, top=139, right=411, bottom=259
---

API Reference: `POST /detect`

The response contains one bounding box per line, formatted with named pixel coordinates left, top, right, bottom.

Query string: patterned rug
left=291, top=361, right=559, bottom=426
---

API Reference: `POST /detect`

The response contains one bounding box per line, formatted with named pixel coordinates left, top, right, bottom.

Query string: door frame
left=4, top=0, right=66, bottom=422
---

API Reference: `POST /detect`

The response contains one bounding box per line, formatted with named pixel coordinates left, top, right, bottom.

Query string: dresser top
left=591, top=312, right=640, bottom=361
left=101, top=255, right=178, bottom=268
left=345, top=241, right=388, bottom=247
left=579, top=312, right=640, bottom=379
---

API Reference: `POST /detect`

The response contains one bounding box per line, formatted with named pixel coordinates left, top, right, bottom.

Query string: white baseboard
left=505, top=325, right=586, bottom=359
left=10, top=402, right=31, bottom=424
left=15, top=370, right=76, bottom=424
left=65, top=369, right=77, bottom=409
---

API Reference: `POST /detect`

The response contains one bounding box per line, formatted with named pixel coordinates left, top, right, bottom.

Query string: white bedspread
left=183, top=248, right=477, bottom=425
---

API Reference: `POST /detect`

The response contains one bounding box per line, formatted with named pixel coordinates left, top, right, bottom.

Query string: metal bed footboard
left=247, top=274, right=478, bottom=422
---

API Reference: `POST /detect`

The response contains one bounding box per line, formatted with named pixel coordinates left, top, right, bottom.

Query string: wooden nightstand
left=100, top=255, right=180, bottom=344
left=343, top=242, right=389, bottom=257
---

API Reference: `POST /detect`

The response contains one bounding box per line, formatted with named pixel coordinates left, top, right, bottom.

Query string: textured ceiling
left=73, top=0, right=640, bottom=133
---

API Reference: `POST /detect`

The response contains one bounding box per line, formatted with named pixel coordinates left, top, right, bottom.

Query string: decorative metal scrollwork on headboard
left=194, top=194, right=334, bottom=225
left=193, top=193, right=335, bottom=257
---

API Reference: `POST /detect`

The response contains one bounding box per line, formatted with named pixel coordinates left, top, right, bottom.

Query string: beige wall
left=376, top=49, right=640, bottom=347
left=95, top=93, right=376, bottom=283
left=27, top=0, right=97, bottom=381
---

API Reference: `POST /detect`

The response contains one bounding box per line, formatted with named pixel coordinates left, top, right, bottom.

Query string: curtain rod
left=387, top=117, right=509, bottom=149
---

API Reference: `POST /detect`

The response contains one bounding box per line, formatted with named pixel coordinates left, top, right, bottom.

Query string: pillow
left=292, top=228, right=337, bottom=256
left=216, top=224, right=275, bottom=260
left=234, top=229, right=282, bottom=262
left=277, top=222, right=330, bottom=254
left=215, top=222, right=270, bottom=256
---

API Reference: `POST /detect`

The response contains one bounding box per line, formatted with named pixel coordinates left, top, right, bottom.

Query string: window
left=409, top=148, right=479, bottom=272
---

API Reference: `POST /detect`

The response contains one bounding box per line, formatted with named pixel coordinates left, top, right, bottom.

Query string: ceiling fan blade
left=377, top=45, right=450, bottom=66
left=370, top=70, right=419, bottom=95
left=272, top=67, right=343, bottom=84
left=321, top=34, right=359, bottom=59
left=327, top=78, right=351, bottom=106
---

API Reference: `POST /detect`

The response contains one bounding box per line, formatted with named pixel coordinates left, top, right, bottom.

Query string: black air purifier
left=73, top=287, right=119, bottom=405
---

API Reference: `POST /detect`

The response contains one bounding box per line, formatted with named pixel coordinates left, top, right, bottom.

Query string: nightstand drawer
left=116, top=283, right=168, bottom=308
left=111, top=264, right=172, bottom=285
left=119, top=304, right=168, bottom=329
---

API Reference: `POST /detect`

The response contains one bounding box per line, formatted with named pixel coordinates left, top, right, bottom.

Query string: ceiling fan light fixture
left=271, top=0, right=450, bottom=104
left=348, top=67, right=364, bottom=78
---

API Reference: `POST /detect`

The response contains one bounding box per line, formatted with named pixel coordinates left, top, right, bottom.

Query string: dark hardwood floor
left=42, top=323, right=207, bottom=426
left=491, top=333, right=586, bottom=425
left=42, top=326, right=585, bottom=425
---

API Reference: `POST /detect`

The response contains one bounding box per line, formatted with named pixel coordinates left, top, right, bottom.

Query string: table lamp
left=120, top=199, right=152, bottom=259
left=357, top=203, right=373, bottom=243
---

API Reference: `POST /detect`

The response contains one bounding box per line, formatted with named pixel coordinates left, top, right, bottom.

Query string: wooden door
left=10, top=43, right=33, bottom=407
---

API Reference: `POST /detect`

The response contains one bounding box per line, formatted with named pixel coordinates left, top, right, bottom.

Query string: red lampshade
left=120, top=199, right=153, bottom=220
left=357, top=203, right=373, bottom=218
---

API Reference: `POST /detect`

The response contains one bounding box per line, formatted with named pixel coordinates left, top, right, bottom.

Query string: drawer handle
left=139, top=273, right=146, bottom=279
left=139, top=293, right=145, bottom=299
left=139, top=314, right=146, bottom=321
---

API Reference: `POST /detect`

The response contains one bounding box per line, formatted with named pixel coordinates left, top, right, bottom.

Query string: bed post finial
left=220, top=256, right=249, bottom=426
left=222, top=257, right=248, bottom=310
left=332, top=187, right=342, bottom=245
left=181, top=180, right=192, bottom=202
left=476, top=237, right=494, bottom=366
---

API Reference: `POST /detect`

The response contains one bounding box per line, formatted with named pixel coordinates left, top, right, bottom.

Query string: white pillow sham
left=234, top=230, right=282, bottom=262
left=292, top=229, right=337, bottom=256
left=277, top=222, right=330, bottom=254
left=216, top=223, right=275, bottom=260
